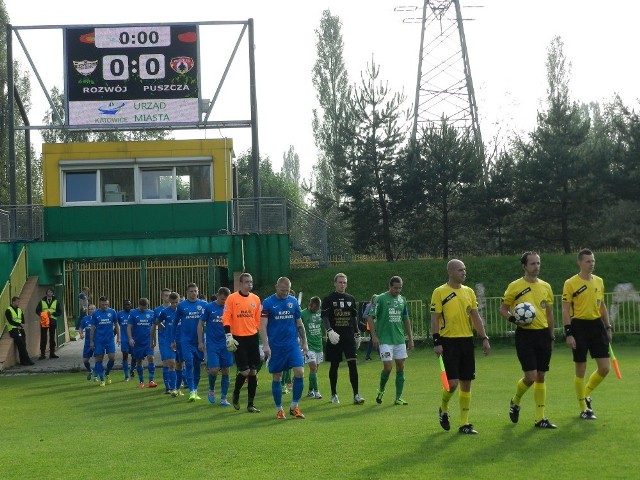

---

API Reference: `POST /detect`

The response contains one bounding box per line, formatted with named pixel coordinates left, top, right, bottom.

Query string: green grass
left=1, top=345, right=639, bottom=479
left=274, top=251, right=640, bottom=302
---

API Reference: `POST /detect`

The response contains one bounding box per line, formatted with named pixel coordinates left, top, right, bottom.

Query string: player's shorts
left=120, top=341, right=130, bottom=354
left=325, top=329, right=357, bottom=363
left=234, top=334, right=261, bottom=371
left=570, top=318, right=609, bottom=362
left=305, top=350, right=324, bottom=364
left=133, top=344, right=154, bottom=360
left=180, top=341, right=204, bottom=366
left=441, top=336, right=475, bottom=381
left=268, top=344, right=304, bottom=373
left=159, top=342, right=177, bottom=361
left=82, top=341, right=94, bottom=359
left=515, top=328, right=552, bottom=372
left=206, top=343, right=234, bottom=369
left=93, top=338, right=116, bottom=356
left=378, top=344, right=408, bottom=362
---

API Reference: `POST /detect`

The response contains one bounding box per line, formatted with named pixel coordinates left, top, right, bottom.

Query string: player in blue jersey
left=153, top=288, right=172, bottom=392
left=156, top=292, right=179, bottom=397
left=90, top=296, right=120, bottom=387
left=117, top=299, right=134, bottom=381
left=173, top=283, right=208, bottom=401
left=198, top=287, right=233, bottom=406
left=127, top=298, right=157, bottom=388
left=78, top=304, right=96, bottom=380
left=260, top=277, right=309, bottom=420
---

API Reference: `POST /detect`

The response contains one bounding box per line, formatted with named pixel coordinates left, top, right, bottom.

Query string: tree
left=235, top=150, right=303, bottom=205
left=281, top=145, right=300, bottom=187
left=341, top=58, right=408, bottom=260
left=399, top=120, right=482, bottom=257
left=515, top=36, right=598, bottom=253
left=310, top=10, right=356, bottom=254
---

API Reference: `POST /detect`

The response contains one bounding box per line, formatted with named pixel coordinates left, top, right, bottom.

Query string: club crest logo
left=73, top=59, right=98, bottom=76
left=287, top=303, right=293, bottom=309
left=170, top=56, right=194, bottom=74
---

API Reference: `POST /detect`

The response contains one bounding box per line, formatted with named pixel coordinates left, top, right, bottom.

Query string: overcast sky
left=6, top=0, right=639, bottom=179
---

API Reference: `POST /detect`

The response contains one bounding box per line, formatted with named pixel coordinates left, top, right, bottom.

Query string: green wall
left=43, top=202, right=233, bottom=241
left=5, top=233, right=289, bottom=289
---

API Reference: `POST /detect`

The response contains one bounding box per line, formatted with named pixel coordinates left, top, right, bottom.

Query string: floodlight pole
left=248, top=18, right=260, bottom=199
left=6, top=24, right=17, bottom=240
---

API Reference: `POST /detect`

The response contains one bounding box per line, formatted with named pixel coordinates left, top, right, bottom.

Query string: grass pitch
left=1, top=344, right=638, bottom=479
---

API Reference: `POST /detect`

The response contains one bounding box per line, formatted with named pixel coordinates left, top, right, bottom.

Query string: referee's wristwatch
left=481, top=336, right=489, bottom=342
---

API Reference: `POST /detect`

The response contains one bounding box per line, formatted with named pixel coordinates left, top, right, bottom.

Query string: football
left=514, top=302, right=536, bottom=324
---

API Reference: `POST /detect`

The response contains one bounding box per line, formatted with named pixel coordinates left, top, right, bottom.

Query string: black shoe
left=580, top=409, right=597, bottom=420
left=458, top=424, right=478, bottom=435
left=247, top=404, right=261, bottom=413
left=232, top=391, right=240, bottom=410
left=439, top=407, right=451, bottom=431
left=534, top=418, right=558, bottom=429
left=21, top=360, right=35, bottom=366
left=50, top=354, right=60, bottom=359
left=39, top=354, right=46, bottom=360
left=509, top=400, right=520, bottom=423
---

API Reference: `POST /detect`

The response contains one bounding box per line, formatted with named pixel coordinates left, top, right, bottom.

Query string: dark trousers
left=10, top=329, right=31, bottom=364
left=40, top=325, right=57, bottom=355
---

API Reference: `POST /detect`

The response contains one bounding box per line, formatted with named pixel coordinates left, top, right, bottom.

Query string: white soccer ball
left=514, top=302, right=536, bottom=325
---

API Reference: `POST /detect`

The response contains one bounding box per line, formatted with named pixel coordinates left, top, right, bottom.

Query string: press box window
left=177, top=165, right=211, bottom=200
left=141, top=168, right=173, bottom=200
left=65, top=171, right=97, bottom=202
left=102, top=168, right=134, bottom=202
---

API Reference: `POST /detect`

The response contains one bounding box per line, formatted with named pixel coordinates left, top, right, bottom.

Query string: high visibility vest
left=40, top=299, right=58, bottom=327
left=6, top=306, right=23, bottom=331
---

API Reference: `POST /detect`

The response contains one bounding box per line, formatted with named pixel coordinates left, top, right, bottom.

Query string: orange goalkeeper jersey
left=222, top=291, right=261, bottom=336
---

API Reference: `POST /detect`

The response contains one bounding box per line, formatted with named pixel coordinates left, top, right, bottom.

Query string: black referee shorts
left=441, top=337, right=475, bottom=381
left=515, top=328, right=552, bottom=372
left=571, top=318, right=609, bottom=363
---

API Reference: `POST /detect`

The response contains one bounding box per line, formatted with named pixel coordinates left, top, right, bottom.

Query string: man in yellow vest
left=35, top=287, right=62, bottom=359
left=5, top=296, right=35, bottom=365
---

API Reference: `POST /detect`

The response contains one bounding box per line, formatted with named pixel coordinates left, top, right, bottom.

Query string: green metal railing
left=0, top=246, right=28, bottom=337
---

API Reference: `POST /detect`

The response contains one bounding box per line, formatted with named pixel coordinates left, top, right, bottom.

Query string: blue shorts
left=206, top=344, right=234, bottom=369
left=94, top=338, right=116, bottom=356
left=82, top=343, right=94, bottom=359
left=120, top=342, right=130, bottom=353
left=180, top=341, right=204, bottom=366
left=159, top=343, right=177, bottom=361
left=133, top=344, right=154, bottom=360
left=268, top=344, right=304, bottom=374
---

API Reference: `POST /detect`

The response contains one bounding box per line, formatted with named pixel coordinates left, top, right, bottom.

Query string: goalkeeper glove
left=327, top=329, right=340, bottom=345
left=225, top=333, right=239, bottom=352
left=354, top=333, right=362, bottom=349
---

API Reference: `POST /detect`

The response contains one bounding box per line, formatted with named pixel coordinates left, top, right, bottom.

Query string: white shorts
left=305, top=350, right=324, bottom=364
left=379, top=344, right=408, bottom=361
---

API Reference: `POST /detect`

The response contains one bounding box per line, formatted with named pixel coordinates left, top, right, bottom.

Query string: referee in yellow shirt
left=431, top=259, right=490, bottom=435
left=562, top=248, right=612, bottom=420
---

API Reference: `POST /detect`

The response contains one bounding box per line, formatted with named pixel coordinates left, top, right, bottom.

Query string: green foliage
left=1, top=347, right=639, bottom=479
left=235, top=150, right=303, bottom=204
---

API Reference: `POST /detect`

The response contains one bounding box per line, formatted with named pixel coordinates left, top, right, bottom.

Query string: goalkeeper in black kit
left=321, top=273, right=365, bottom=405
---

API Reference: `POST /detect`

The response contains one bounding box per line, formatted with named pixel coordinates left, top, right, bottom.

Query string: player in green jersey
left=301, top=296, right=324, bottom=399
left=368, top=276, right=414, bottom=405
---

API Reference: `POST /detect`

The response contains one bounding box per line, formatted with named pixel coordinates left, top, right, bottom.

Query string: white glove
left=225, top=333, right=239, bottom=352
left=354, top=333, right=362, bottom=350
left=327, top=329, right=340, bottom=345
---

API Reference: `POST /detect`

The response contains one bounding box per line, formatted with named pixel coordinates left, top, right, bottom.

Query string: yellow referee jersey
left=430, top=283, right=477, bottom=338
left=502, top=278, right=553, bottom=329
left=562, top=274, right=605, bottom=320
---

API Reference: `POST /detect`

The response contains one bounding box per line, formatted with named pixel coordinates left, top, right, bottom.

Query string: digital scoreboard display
left=65, top=24, right=199, bottom=127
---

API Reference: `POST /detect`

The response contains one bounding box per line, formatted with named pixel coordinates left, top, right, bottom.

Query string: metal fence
left=0, top=247, right=28, bottom=337
left=233, top=197, right=328, bottom=266
left=401, top=292, right=640, bottom=340
left=0, top=205, right=43, bottom=242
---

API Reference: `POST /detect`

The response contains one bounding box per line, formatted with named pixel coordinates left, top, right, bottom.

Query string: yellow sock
left=512, top=378, right=530, bottom=405
left=441, top=387, right=454, bottom=413
left=459, top=390, right=471, bottom=426
left=533, top=382, right=546, bottom=422
left=574, top=377, right=587, bottom=411
left=585, top=371, right=605, bottom=398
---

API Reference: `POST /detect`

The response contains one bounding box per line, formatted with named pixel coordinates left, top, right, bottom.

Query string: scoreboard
left=65, top=24, right=200, bottom=127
